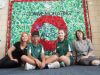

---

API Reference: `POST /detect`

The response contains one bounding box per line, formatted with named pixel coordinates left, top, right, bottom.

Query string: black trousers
left=0, top=56, right=21, bottom=68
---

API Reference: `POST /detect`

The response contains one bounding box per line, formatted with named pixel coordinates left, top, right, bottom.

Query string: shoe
left=44, top=65, right=49, bottom=69
left=48, top=61, right=60, bottom=69
left=25, top=63, right=36, bottom=70
left=92, top=60, right=100, bottom=66
left=60, top=62, right=65, bottom=67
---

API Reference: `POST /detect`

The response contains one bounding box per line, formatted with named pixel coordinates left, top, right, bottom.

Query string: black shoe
left=44, top=65, right=48, bottom=69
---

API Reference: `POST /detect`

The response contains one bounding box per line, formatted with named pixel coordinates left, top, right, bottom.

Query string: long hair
left=75, top=30, right=86, bottom=41
left=57, top=29, right=67, bottom=41
left=20, top=32, right=30, bottom=44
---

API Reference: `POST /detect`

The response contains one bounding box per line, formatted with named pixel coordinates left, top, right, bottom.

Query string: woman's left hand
left=81, top=56, right=89, bottom=59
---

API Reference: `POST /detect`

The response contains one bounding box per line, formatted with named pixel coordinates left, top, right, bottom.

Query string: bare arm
left=41, top=53, right=45, bottom=63
left=40, top=47, right=46, bottom=69
left=66, top=44, right=72, bottom=57
left=7, top=46, right=15, bottom=60
left=7, top=46, right=18, bottom=63
left=66, top=51, right=72, bottom=57
left=27, top=53, right=36, bottom=61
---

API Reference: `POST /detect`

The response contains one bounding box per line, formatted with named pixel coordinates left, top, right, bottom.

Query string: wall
left=88, top=0, right=100, bottom=58
left=0, top=0, right=8, bottom=58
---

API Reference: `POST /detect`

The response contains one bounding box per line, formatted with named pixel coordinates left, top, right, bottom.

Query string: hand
left=81, top=56, right=89, bottom=59
left=35, top=59, right=42, bottom=68
left=41, top=62, right=45, bottom=69
left=11, top=58, right=18, bottom=63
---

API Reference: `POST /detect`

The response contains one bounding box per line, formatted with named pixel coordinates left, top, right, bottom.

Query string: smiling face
left=21, top=32, right=29, bottom=43
left=58, top=29, right=66, bottom=41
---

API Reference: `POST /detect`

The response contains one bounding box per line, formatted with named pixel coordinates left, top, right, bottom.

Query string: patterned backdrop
left=7, top=0, right=91, bottom=51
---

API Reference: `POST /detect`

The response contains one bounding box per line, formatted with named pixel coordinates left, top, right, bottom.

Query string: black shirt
left=12, top=42, right=27, bottom=62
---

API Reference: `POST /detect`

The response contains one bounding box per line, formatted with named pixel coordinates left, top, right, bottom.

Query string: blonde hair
left=20, top=32, right=30, bottom=44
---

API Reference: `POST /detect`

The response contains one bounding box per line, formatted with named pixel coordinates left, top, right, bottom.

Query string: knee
left=53, top=55, right=59, bottom=60
left=21, top=55, right=27, bottom=61
left=59, top=56, right=70, bottom=65
left=59, top=56, right=66, bottom=61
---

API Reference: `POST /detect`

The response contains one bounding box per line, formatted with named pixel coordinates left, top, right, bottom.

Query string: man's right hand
left=35, top=59, right=42, bottom=68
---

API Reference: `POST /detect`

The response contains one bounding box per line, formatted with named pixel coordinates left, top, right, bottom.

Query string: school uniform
left=27, top=43, right=44, bottom=61
left=56, top=39, right=73, bottom=65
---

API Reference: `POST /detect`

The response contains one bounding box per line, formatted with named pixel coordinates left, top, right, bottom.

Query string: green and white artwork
left=9, top=0, right=87, bottom=47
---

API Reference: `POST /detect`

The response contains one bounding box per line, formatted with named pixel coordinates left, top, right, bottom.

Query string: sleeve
left=68, top=44, right=72, bottom=51
left=71, top=41, right=77, bottom=57
left=41, top=46, right=44, bottom=54
left=87, top=39, right=94, bottom=51
left=67, top=40, right=72, bottom=51
left=26, top=43, right=32, bottom=54
left=56, top=43, right=59, bottom=53
left=72, top=41, right=76, bottom=51
left=13, top=42, right=20, bottom=49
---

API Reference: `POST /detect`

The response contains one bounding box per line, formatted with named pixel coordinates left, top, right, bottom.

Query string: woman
left=0, top=32, right=29, bottom=68
left=72, top=30, right=100, bottom=66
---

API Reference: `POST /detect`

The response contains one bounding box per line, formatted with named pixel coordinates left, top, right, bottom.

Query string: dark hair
left=75, top=30, right=86, bottom=41
left=31, top=31, right=39, bottom=37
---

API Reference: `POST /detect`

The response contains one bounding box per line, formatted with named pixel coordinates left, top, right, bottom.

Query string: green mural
left=39, top=23, right=58, bottom=40
left=11, top=0, right=86, bottom=46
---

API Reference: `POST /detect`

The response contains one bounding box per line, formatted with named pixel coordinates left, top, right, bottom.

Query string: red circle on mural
left=31, top=15, right=67, bottom=51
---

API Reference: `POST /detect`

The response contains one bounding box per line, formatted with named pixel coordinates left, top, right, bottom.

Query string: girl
left=45, top=29, right=73, bottom=68
left=56, top=29, right=73, bottom=66
left=0, top=32, right=29, bottom=68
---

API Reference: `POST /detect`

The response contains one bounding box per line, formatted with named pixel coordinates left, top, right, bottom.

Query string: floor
left=0, top=65, right=100, bottom=75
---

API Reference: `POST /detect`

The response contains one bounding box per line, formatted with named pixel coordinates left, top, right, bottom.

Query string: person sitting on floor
left=21, top=31, right=45, bottom=70
left=0, top=32, right=29, bottom=68
left=44, top=29, right=74, bottom=68
left=56, top=29, right=74, bottom=66
left=72, top=30, right=100, bottom=66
